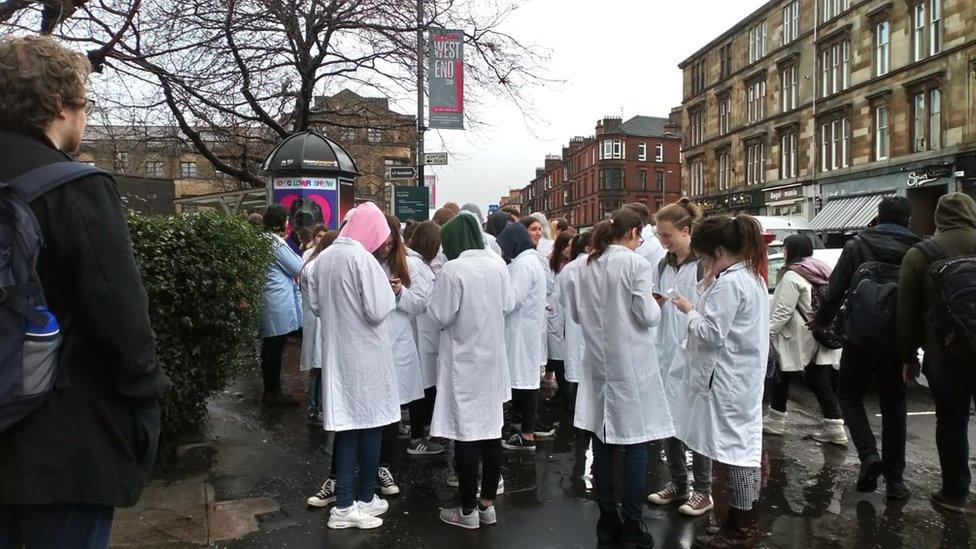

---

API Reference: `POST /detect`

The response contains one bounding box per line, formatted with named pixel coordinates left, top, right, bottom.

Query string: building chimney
left=535, top=167, right=546, bottom=178
left=596, top=116, right=623, bottom=136
left=544, top=154, right=561, bottom=171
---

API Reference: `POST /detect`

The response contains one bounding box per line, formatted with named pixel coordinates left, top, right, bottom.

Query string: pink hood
left=338, top=202, right=391, bottom=253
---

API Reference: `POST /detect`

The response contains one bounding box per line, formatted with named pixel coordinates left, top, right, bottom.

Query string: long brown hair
left=307, top=230, right=339, bottom=262
left=691, top=214, right=768, bottom=281
left=588, top=208, right=643, bottom=264
left=382, top=214, right=412, bottom=287
left=407, top=220, right=442, bottom=264
left=550, top=231, right=574, bottom=273
left=655, top=197, right=702, bottom=231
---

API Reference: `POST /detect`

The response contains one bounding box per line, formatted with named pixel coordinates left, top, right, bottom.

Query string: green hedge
left=128, top=211, right=273, bottom=452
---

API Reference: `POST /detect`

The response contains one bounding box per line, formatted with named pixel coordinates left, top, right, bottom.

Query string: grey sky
left=423, top=0, right=767, bottom=213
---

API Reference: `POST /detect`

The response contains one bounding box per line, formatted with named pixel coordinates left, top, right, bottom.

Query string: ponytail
left=691, top=214, right=768, bottom=280
left=733, top=215, right=768, bottom=281
left=656, top=197, right=703, bottom=232
left=570, top=231, right=593, bottom=260
left=587, top=208, right=643, bottom=264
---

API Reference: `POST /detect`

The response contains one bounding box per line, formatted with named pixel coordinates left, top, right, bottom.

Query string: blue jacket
left=261, top=234, right=304, bottom=337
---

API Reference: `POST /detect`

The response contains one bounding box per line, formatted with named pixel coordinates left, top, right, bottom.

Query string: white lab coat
left=680, top=261, right=769, bottom=468
left=547, top=264, right=566, bottom=361
left=382, top=260, right=427, bottom=405
left=427, top=249, right=515, bottom=441
left=557, top=255, right=587, bottom=382
left=537, top=237, right=554, bottom=260
left=309, top=237, right=400, bottom=431
left=769, top=270, right=841, bottom=372
left=505, top=249, right=548, bottom=389
left=407, top=249, right=439, bottom=389
left=651, top=256, right=701, bottom=429
left=636, top=225, right=666, bottom=271
left=483, top=232, right=503, bottom=256
left=299, top=255, right=323, bottom=371
left=567, top=245, right=675, bottom=445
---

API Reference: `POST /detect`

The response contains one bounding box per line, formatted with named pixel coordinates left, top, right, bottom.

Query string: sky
left=421, top=0, right=768, bottom=213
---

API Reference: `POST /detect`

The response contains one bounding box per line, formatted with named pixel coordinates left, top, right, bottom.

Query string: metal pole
left=416, top=0, right=425, bottom=189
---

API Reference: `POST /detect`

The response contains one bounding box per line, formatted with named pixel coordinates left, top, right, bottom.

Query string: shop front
left=762, top=183, right=814, bottom=218
left=698, top=188, right=766, bottom=217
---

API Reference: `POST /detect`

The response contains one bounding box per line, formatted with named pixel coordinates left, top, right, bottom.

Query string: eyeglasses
left=73, top=98, right=95, bottom=115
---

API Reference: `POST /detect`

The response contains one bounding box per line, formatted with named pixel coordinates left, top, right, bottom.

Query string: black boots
left=620, top=518, right=655, bottom=548
left=596, top=509, right=622, bottom=544
left=693, top=507, right=761, bottom=548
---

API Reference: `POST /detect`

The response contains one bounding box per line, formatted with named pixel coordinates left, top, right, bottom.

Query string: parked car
left=754, top=215, right=825, bottom=256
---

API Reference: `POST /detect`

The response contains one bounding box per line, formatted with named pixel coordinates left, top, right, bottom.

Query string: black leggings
left=407, top=398, right=427, bottom=439
left=770, top=363, right=842, bottom=419
left=424, top=387, right=436, bottom=426
left=260, top=335, right=288, bottom=394
left=511, top=388, right=538, bottom=434
left=379, top=422, right=398, bottom=468
left=455, top=439, right=502, bottom=511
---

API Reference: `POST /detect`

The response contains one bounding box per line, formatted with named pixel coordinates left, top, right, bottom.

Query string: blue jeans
left=0, top=503, right=113, bottom=549
left=664, top=437, right=712, bottom=493
left=591, top=435, right=648, bottom=522
left=333, top=427, right=383, bottom=508
left=307, top=369, right=322, bottom=414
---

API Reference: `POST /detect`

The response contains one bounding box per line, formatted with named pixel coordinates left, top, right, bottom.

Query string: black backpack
left=914, top=239, right=976, bottom=353
left=843, top=237, right=902, bottom=352
left=794, top=278, right=845, bottom=350
left=0, top=161, right=107, bottom=432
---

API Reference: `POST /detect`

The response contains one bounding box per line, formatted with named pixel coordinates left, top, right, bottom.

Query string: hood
left=440, top=213, right=484, bottom=260
left=787, top=257, right=831, bottom=286
left=486, top=212, right=512, bottom=237
left=858, top=224, right=920, bottom=263
left=460, top=203, right=485, bottom=225
left=495, top=222, right=535, bottom=262
left=530, top=212, right=553, bottom=240
left=935, top=192, right=976, bottom=233
left=337, top=202, right=390, bottom=253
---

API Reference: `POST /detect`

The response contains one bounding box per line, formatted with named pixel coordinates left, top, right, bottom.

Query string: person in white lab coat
left=671, top=214, right=769, bottom=548
left=521, top=215, right=557, bottom=403
left=461, top=203, right=503, bottom=256
left=544, top=230, right=575, bottom=413
left=556, top=232, right=592, bottom=420
left=643, top=199, right=715, bottom=517
left=494, top=222, right=548, bottom=453
left=566, top=208, right=672, bottom=549
left=300, top=230, right=338, bottom=425
left=309, top=202, right=399, bottom=531
left=530, top=211, right=555, bottom=259
left=428, top=214, right=514, bottom=530
left=624, top=202, right=667, bottom=271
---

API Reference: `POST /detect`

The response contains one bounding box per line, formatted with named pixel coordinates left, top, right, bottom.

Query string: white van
left=753, top=215, right=825, bottom=255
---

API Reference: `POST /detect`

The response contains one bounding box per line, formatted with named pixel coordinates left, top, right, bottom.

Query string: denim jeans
left=0, top=503, right=114, bottom=549
left=307, top=369, right=322, bottom=414
left=591, top=434, right=648, bottom=522
left=663, top=437, right=712, bottom=493
left=837, top=345, right=906, bottom=482
left=924, top=353, right=976, bottom=500
left=332, top=427, right=383, bottom=508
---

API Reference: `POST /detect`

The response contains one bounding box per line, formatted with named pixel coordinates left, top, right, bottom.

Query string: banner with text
left=424, top=174, right=437, bottom=209
left=272, top=177, right=339, bottom=230
left=428, top=29, right=464, bottom=130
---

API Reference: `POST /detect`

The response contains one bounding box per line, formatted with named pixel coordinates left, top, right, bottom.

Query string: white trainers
left=479, top=505, right=497, bottom=525
left=477, top=475, right=505, bottom=497
left=446, top=472, right=459, bottom=487
left=328, top=505, right=383, bottom=530
left=358, top=495, right=389, bottom=517
left=763, top=409, right=788, bottom=436
left=811, top=418, right=849, bottom=446
left=377, top=466, right=400, bottom=495
left=439, top=507, right=479, bottom=529
left=307, top=478, right=336, bottom=507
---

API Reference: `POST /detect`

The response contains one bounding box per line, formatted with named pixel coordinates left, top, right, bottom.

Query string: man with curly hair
left=0, top=35, right=170, bottom=547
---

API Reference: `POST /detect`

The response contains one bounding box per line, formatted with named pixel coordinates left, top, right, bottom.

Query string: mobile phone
left=665, top=288, right=680, bottom=300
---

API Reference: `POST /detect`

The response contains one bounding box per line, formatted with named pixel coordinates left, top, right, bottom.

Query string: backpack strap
left=853, top=235, right=875, bottom=263
left=696, top=260, right=705, bottom=282
left=6, top=162, right=109, bottom=203
left=657, top=256, right=668, bottom=280
left=914, top=239, right=946, bottom=263
left=0, top=282, right=48, bottom=326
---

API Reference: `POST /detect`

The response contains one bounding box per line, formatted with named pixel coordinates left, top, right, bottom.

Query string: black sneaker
left=502, top=433, right=536, bottom=452
left=856, top=454, right=883, bottom=493
left=620, top=518, right=654, bottom=548
left=596, top=510, right=622, bottom=544
left=533, top=421, right=557, bottom=439
left=886, top=480, right=911, bottom=501
left=931, top=491, right=967, bottom=513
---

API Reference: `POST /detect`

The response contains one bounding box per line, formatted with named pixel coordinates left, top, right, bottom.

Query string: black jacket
left=0, top=130, right=170, bottom=507
left=813, top=223, right=921, bottom=328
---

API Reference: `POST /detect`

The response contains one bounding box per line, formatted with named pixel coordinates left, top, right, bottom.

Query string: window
left=563, top=189, right=570, bottom=206
left=638, top=170, right=647, bottom=190
left=180, top=161, right=198, bottom=178
left=655, top=143, right=664, bottom=162
left=746, top=140, right=766, bottom=185
left=780, top=132, right=797, bottom=179
left=748, top=20, right=767, bottom=63
left=720, top=43, right=733, bottom=79
left=599, top=139, right=624, bottom=160
left=913, top=88, right=942, bottom=152
left=656, top=171, right=665, bottom=191
left=718, top=95, right=731, bottom=135
left=782, top=1, right=799, bottom=45
left=689, top=109, right=706, bottom=146
left=718, top=151, right=731, bottom=190
left=691, top=59, right=707, bottom=95
left=780, top=65, right=798, bottom=112
left=340, top=127, right=356, bottom=141
left=599, top=168, right=624, bottom=190
left=690, top=159, right=705, bottom=196
left=819, top=116, right=850, bottom=171
left=822, top=0, right=851, bottom=22
left=367, top=128, right=383, bottom=143
left=820, top=40, right=850, bottom=97
left=638, top=142, right=647, bottom=161
left=930, top=0, right=942, bottom=57
left=145, top=161, right=164, bottom=177
left=874, top=105, right=890, bottom=160
left=913, top=1, right=942, bottom=61
left=875, top=21, right=890, bottom=77
left=746, top=78, right=766, bottom=123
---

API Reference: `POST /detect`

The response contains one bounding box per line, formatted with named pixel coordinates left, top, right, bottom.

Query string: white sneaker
left=439, top=507, right=479, bottom=529
left=446, top=472, right=459, bottom=488
left=763, top=409, right=787, bottom=436
left=377, top=466, right=400, bottom=495
left=477, top=476, right=505, bottom=497
left=479, top=505, right=497, bottom=525
left=328, top=505, right=382, bottom=530
left=358, top=496, right=389, bottom=517
left=306, top=478, right=336, bottom=507
left=811, top=418, right=849, bottom=445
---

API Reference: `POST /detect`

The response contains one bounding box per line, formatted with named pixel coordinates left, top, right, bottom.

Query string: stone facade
left=679, top=0, right=976, bottom=236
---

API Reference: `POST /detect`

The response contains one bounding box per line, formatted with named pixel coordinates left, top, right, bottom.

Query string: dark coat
left=0, top=130, right=170, bottom=507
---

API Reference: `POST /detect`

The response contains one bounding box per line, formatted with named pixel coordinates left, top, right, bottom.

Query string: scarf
left=440, top=214, right=484, bottom=260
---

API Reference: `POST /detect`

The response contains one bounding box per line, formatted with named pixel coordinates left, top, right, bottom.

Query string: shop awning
left=811, top=192, right=893, bottom=232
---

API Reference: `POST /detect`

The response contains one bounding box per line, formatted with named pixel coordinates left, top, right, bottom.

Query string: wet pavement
left=119, top=341, right=976, bottom=548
